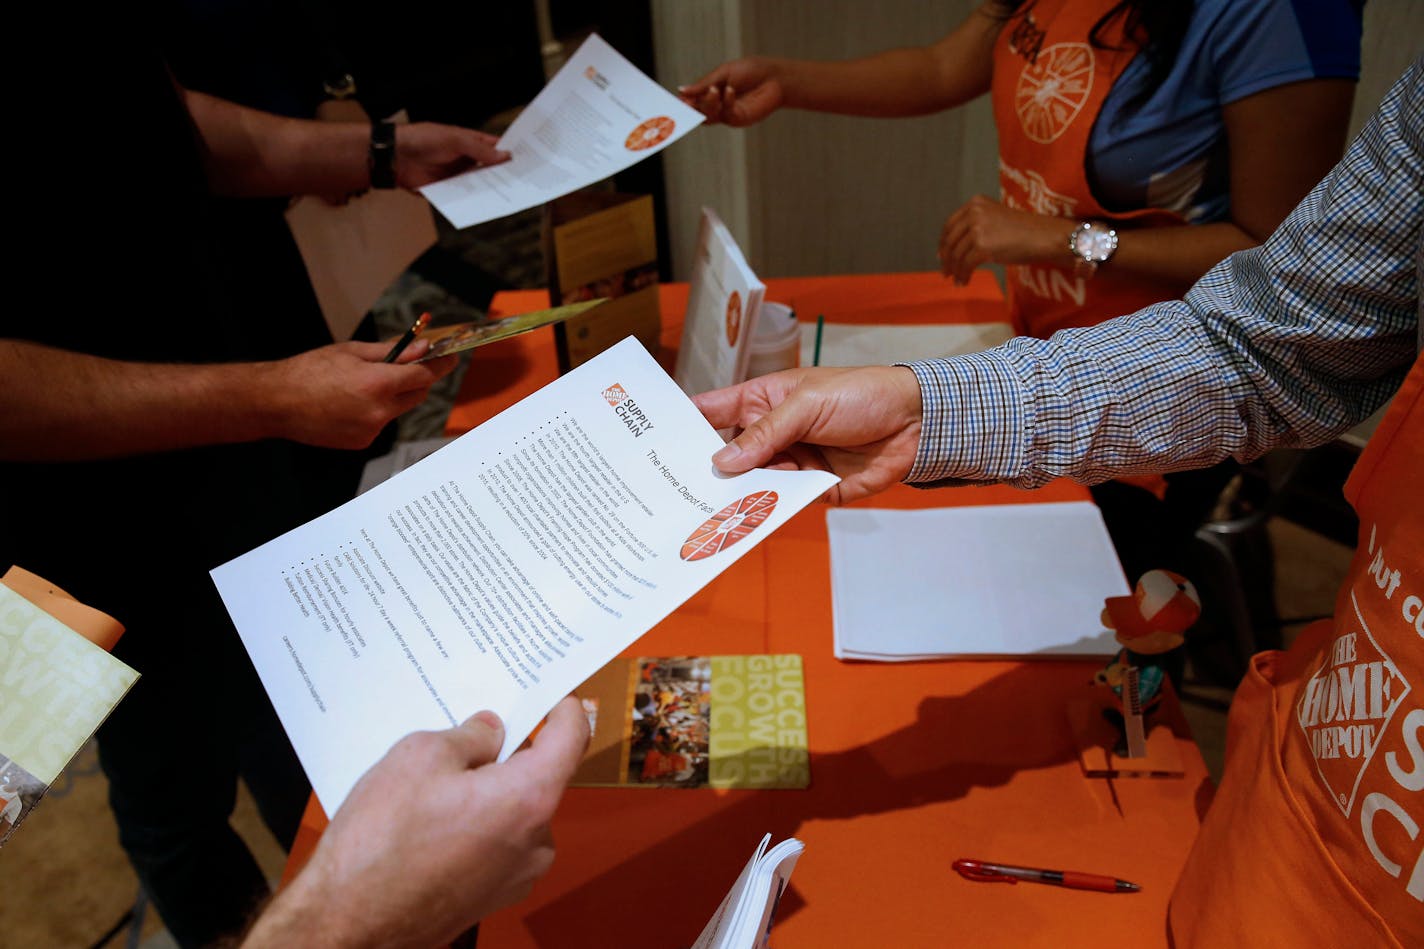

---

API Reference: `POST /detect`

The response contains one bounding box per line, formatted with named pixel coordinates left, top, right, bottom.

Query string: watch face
left=1076, top=225, right=1118, bottom=262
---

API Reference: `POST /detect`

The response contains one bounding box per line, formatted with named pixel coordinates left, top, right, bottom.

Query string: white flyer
left=420, top=34, right=704, bottom=229
left=211, top=338, right=836, bottom=812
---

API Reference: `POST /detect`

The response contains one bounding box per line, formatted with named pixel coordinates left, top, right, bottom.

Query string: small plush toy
left=1095, top=569, right=1201, bottom=708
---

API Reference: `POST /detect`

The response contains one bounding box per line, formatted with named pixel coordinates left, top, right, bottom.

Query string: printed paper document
left=828, top=502, right=1128, bottom=660
left=212, top=338, right=837, bottom=811
left=420, top=34, right=703, bottom=229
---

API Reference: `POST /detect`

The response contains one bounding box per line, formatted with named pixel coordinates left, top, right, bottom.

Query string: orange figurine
left=1094, top=569, right=1201, bottom=710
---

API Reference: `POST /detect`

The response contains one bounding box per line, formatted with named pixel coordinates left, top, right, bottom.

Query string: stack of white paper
left=827, top=502, right=1128, bottom=660
left=799, top=320, right=1012, bottom=367
left=692, top=834, right=804, bottom=949
left=674, top=207, right=766, bottom=397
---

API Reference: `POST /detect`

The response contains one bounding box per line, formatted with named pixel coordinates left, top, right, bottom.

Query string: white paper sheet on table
left=801, top=321, right=1013, bottom=367
left=827, top=502, right=1128, bottom=660
left=211, top=338, right=837, bottom=812
left=420, top=34, right=704, bottom=229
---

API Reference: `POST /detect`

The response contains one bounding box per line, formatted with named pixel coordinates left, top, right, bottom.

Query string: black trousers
left=96, top=572, right=310, bottom=948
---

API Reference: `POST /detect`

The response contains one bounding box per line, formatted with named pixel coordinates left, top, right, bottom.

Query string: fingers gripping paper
left=211, top=338, right=837, bottom=811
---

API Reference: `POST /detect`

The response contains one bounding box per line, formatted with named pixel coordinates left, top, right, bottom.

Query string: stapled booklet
left=692, top=834, right=805, bottom=949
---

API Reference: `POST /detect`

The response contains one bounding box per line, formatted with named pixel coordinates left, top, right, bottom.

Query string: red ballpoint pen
left=953, top=859, right=1140, bottom=893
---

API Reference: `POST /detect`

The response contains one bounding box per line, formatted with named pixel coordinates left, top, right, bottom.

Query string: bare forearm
left=773, top=48, right=981, bottom=117
left=245, top=866, right=370, bottom=949
left=1108, top=220, right=1260, bottom=286
left=949, top=208, right=1262, bottom=288
left=776, top=6, right=1000, bottom=117
left=0, top=341, right=280, bottom=461
left=182, top=88, right=370, bottom=197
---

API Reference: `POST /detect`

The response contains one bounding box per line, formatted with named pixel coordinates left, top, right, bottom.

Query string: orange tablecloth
left=288, top=272, right=1210, bottom=947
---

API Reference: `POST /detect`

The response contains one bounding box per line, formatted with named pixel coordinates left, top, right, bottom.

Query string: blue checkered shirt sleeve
left=903, top=57, right=1423, bottom=489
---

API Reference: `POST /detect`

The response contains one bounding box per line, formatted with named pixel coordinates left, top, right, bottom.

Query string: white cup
left=745, top=301, right=799, bottom=379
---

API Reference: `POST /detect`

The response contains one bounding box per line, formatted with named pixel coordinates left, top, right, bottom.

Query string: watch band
left=369, top=119, right=397, bottom=190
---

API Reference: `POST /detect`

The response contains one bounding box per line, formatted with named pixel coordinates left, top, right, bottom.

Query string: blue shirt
left=1087, top=0, right=1363, bottom=223
left=906, top=57, right=1420, bottom=488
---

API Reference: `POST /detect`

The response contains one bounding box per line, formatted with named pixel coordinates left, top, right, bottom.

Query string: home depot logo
left=605, top=383, right=652, bottom=437
left=1296, top=594, right=1412, bottom=815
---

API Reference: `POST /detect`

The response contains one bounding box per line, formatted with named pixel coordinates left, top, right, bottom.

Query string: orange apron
left=992, top=0, right=1189, bottom=340
left=1169, top=354, right=1424, bottom=947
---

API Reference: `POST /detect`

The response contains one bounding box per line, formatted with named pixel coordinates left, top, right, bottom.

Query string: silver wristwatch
left=1068, top=221, right=1118, bottom=277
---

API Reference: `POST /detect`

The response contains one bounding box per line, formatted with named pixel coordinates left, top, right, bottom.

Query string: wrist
left=246, top=360, right=300, bottom=443
left=889, top=364, right=932, bottom=482
left=245, top=859, right=365, bottom=949
left=760, top=56, right=800, bottom=108
left=1067, top=220, right=1118, bottom=277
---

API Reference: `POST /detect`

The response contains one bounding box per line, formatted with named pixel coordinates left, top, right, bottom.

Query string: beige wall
left=655, top=0, right=993, bottom=279
left=654, top=1, right=1423, bottom=281
left=1351, top=4, right=1423, bottom=141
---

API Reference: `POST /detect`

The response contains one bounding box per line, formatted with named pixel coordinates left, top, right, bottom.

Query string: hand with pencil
left=693, top=365, right=923, bottom=505
left=259, top=335, right=458, bottom=450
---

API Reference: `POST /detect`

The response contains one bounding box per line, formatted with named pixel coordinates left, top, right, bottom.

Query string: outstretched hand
left=693, top=366, right=924, bottom=505
left=396, top=122, right=511, bottom=188
left=678, top=57, right=787, bottom=127
left=246, top=697, right=590, bottom=948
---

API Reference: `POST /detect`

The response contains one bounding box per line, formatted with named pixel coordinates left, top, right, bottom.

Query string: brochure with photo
left=571, top=654, right=808, bottom=789
left=414, top=299, right=608, bottom=362
left=0, top=569, right=138, bottom=847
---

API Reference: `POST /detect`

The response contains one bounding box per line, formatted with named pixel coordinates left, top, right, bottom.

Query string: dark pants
left=96, top=573, right=310, bottom=948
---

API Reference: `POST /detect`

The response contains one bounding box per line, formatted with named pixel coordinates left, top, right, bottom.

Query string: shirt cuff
left=898, top=353, right=1032, bottom=485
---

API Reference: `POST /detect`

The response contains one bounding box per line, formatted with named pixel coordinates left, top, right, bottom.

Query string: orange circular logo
left=725, top=290, right=742, bottom=346
left=625, top=116, right=675, bottom=151
left=680, top=491, right=778, bottom=562
left=1014, top=42, right=1094, bottom=144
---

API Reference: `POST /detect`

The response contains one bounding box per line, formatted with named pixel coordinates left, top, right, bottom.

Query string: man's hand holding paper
left=695, top=365, right=925, bottom=505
